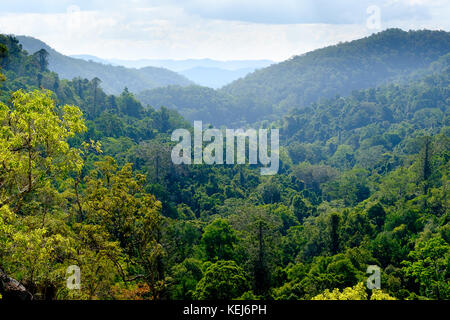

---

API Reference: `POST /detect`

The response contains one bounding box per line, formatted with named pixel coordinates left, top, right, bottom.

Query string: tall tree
left=0, top=89, right=86, bottom=211
left=91, top=77, right=102, bottom=117
left=230, top=206, right=281, bottom=296
left=420, top=136, right=432, bottom=194
left=83, top=156, right=165, bottom=298
left=201, top=218, right=237, bottom=261
left=329, top=213, right=341, bottom=255
left=33, top=48, right=49, bottom=72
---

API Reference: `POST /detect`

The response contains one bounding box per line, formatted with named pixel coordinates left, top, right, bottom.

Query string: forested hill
left=138, top=29, right=450, bottom=126
left=0, top=34, right=189, bottom=128
left=281, top=54, right=449, bottom=170
left=15, top=35, right=193, bottom=95
left=136, top=85, right=239, bottom=127
left=221, top=29, right=450, bottom=120
left=0, top=31, right=449, bottom=301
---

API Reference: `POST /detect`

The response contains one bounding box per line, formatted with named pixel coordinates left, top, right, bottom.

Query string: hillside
left=138, top=29, right=450, bottom=126
left=15, top=36, right=193, bottom=95
left=221, top=29, right=450, bottom=121
left=72, top=55, right=274, bottom=88
left=136, top=85, right=238, bottom=126
left=281, top=54, right=449, bottom=169
left=92, top=57, right=274, bottom=72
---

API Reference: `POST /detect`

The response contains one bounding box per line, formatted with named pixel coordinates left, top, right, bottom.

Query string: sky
left=0, top=0, right=449, bottom=61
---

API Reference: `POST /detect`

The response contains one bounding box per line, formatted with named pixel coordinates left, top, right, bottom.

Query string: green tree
left=312, top=282, right=396, bottom=300
left=118, top=87, right=143, bottom=117
left=402, top=237, right=450, bottom=299
left=82, top=156, right=165, bottom=298
left=291, top=195, right=309, bottom=223
left=194, top=260, right=249, bottom=300
left=201, top=218, right=237, bottom=261
left=230, top=206, right=282, bottom=296
left=169, top=258, right=203, bottom=300
left=91, top=77, right=102, bottom=117
left=33, top=48, right=49, bottom=72
left=0, top=89, right=86, bottom=211
left=367, top=203, right=386, bottom=231
left=329, top=213, right=341, bottom=255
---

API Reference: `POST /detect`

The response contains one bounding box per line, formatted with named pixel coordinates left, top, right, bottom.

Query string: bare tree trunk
left=0, top=268, right=33, bottom=300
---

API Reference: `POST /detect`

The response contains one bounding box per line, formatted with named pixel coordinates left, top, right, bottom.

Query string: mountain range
left=1, top=28, right=449, bottom=301
left=71, top=55, right=274, bottom=89
left=16, top=36, right=193, bottom=95
left=137, top=29, right=450, bottom=126
left=11, top=29, right=450, bottom=127
left=70, top=56, right=274, bottom=72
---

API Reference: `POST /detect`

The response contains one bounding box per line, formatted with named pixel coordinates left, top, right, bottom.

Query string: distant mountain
left=70, top=54, right=113, bottom=65
left=102, top=58, right=274, bottom=72
left=70, top=55, right=274, bottom=88
left=179, top=67, right=256, bottom=89
left=137, top=29, right=450, bottom=126
left=16, top=36, right=193, bottom=95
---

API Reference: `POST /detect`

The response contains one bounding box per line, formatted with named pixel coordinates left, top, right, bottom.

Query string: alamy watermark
left=366, top=5, right=381, bottom=30
left=366, top=265, right=381, bottom=290
left=66, top=265, right=81, bottom=290
left=171, top=121, right=279, bottom=175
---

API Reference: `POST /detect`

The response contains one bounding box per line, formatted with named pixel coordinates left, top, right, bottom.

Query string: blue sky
left=0, top=0, right=448, bottom=61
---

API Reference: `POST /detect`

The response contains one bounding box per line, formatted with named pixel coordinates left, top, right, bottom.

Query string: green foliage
left=0, top=89, right=86, bottom=210
left=0, top=87, right=164, bottom=299
left=194, top=260, right=249, bottom=300
left=367, top=203, right=386, bottom=231
left=402, top=236, right=450, bottom=299
left=201, top=218, right=238, bottom=261
left=169, top=258, right=203, bottom=300
left=137, top=85, right=239, bottom=126
left=312, top=282, right=396, bottom=300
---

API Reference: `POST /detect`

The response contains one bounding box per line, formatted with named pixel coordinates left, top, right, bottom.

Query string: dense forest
left=0, top=29, right=449, bottom=301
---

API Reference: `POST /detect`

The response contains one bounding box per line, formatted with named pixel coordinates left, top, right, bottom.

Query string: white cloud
left=0, top=1, right=448, bottom=61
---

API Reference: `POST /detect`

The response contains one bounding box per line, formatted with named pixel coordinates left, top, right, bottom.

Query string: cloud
left=0, top=6, right=369, bottom=61
left=1, top=0, right=447, bottom=23
left=0, top=0, right=448, bottom=61
left=154, top=0, right=445, bottom=24
left=180, top=0, right=368, bottom=24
